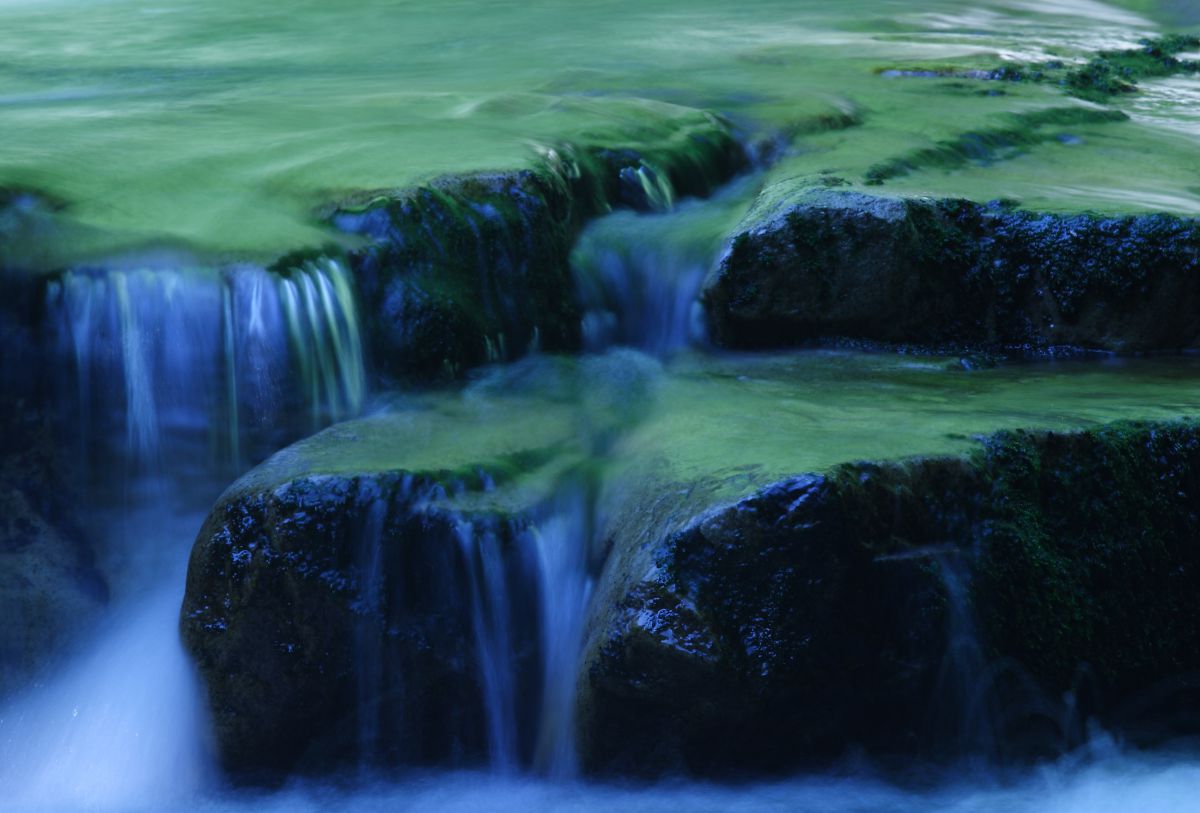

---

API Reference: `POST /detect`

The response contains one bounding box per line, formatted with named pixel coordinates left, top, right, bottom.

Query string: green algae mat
left=3, top=0, right=1199, bottom=262
left=235, top=349, right=1200, bottom=511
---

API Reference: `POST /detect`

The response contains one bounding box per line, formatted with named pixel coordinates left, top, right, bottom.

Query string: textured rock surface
left=705, top=188, right=1200, bottom=353
left=332, top=115, right=746, bottom=381
left=181, top=469, right=542, bottom=774
left=578, top=420, right=1200, bottom=775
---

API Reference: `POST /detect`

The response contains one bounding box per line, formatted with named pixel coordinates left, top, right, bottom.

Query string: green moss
left=1066, top=35, right=1200, bottom=100
left=865, top=108, right=1128, bottom=185
left=974, top=421, right=1200, bottom=692
left=319, top=111, right=747, bottom=383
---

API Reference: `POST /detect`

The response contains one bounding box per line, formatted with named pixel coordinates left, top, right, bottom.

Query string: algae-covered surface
left=2, top=0, right=1199, bottom=262
left=233, top=349, right=1200, bottom=513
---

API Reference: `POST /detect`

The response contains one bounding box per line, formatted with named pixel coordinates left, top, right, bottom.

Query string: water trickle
left=457, top=519, right=522, bottom=774
left=530, top=488, right=595, bottom=778
left=355, top=497, right=390, bottom=769
left=931, top=550, right=995, bottom=755
left=571, top=174, right=756, bottom=355
left=46, top=258, right=367, bottom=471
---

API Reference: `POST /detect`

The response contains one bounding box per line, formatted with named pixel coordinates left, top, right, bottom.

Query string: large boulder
left=577, top=420, right=1200, bottom=774
left=705, top=187, right=1200, bottom=353
left=180, top=354, right=618, bottom=775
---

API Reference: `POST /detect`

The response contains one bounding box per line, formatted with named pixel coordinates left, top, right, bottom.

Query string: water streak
left=46, top=258, right=366, bottom=471
left=530, top=489, right=594, bottom=778
left=456, top=520, right=522, bottom=773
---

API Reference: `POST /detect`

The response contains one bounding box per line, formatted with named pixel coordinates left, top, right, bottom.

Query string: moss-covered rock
left=330, top=116, right=746, bottom=381
left=878, top=36, right=1200, bottom=103
left=178, top=374, right=596, bottom=775
left=181, top=469, right=542, bottom=775
left=705, top=187, right=1200, bottom=353
left=577, top=420, right=1200, bottom=775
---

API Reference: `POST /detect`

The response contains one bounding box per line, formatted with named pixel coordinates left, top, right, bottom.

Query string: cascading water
left=0, top=256, right=370, bottom=810
left=529, top=488, right=595, bottom=778
left=440, top=485, right=602, bottom=777
left=46, top=257, right=365, bottom=472
left=571, top=175, right=758, bottom=355
left=456, top=519, right=523, bottom=774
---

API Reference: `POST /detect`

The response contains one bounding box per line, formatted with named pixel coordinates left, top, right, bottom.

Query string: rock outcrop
left=578, top=420, right=1200, bottom=774
left=332, top=113, right=747, bottom=381
left=705, top=188, right=1200, bottom=354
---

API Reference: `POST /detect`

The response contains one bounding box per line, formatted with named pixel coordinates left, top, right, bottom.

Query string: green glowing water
left=1, top=0, right=1197, bottom=263
left=236, top=349, right=1200, bottom=514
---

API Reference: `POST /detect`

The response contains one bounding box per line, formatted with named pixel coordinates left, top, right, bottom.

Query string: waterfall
left=574, top=238, right=710, bottom=355
left=571, top=174, right=756, bottom=356
left=46, top=257, right=366, bottom=473
left=529, top=489, right=594, bottom=778
left=0, top=256, right=370, bottom=808
left=455, top=486, right=596, bottom=777
left=457, top=519, right=522, bottom=774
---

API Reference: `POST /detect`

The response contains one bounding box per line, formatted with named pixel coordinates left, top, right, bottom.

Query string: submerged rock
left=577, top=420, right=1200, bottom=774
left=705, top=187, right=1200, bottom=353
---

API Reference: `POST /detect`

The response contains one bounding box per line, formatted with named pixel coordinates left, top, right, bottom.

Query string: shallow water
left=1, top=0, right=1198, bottom=261
left=245, top=350, right=1200, bottom=513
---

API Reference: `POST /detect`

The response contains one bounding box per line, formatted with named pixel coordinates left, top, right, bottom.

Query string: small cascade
left=342, top=474, right=599, bottom=777
left=529, top=488, right=595, bottom=778
left=46, top=257, right=366, bottom=473
left=573, top=232, right=710, bottom=355
left=571, top=174, right=757, bottom=356
left=354, top=497, right=390, bottom=769
left=931, top=550, right=995, bottom=756
left=456, top=518, right=522, bottom=773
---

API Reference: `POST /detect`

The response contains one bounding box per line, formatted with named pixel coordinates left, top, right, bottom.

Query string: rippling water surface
left=1, top=0, right=1198, bottom=258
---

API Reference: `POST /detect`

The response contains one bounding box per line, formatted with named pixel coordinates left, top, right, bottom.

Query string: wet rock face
left=333, top=119, right=747, bottom=382
left=0, top=400, right=107, bottom=698
left=579, top=464, right=970, bottom=775
left=181, top=473, right=540, bottom=775
left=705, top=189, right=1200, bottom=353
left=578, top=421, right=1200, bottom=775
left=336, top=170, right=584, bottom=382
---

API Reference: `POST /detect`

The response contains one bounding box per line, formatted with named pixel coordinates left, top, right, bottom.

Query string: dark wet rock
left=181, top=469, right=543, bottom=775
left=332, top=169, right=583, bottom=382
left=0, top=399, right=107, bottom=698
left=705, top=188, right=1200, bottom=353
left=330, top=116, right=746, bottom=381
left=578, top=420, right=1200, bottom=775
